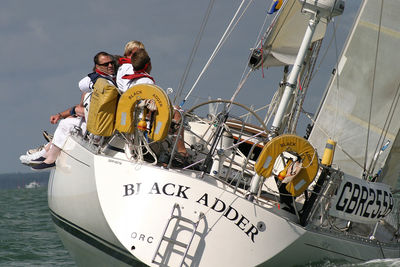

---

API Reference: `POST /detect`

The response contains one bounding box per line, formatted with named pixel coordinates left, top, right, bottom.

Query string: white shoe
left=20, top=149, right=46, bottom=165
left=26, top=144, right=45, bottom=155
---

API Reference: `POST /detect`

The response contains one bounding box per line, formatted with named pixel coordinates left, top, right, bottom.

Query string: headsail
left=251, top=0, right=327, bottom=68
left=380, top=130, right=400, bottom=190
left=309, top=0, right=400, bottom=181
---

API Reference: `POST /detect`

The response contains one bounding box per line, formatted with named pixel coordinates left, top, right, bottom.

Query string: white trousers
left=53, top=117, right=86, bottom=148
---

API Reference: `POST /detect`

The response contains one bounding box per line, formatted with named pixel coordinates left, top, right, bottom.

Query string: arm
left=50, top=108, right=71, bottom=124
left=74, top=93, right=86, bottom=117
left=50, top=76, right=91, bottom=124
left=50, top=93, right=87, bottom=124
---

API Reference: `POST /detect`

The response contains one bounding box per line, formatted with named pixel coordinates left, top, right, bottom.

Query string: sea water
left=0, top=174, right=398, bottom=267
left=0, top=185, right=74, bottom=266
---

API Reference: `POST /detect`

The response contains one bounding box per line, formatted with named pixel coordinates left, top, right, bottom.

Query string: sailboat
left=25, top=180, right=40, bottom=189
left=47, top=0, right=400, bottom=266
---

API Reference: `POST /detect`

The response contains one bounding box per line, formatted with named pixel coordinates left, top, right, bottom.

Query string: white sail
left=380, top=130, right=400, bottom=189
left=260, top=0, right=327, bottom=67
left=309, top=0, right=400, bottom=180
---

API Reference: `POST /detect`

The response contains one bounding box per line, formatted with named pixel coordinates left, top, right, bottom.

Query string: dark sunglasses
left=97, top=61, right=113, bottom=66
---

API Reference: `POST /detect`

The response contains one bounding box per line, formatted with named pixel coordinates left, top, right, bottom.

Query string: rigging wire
left=238, top=103, right=271, bottom=119
left=302, top=109, right=365, bottom=170
left=305, top=14, right=373, bottom=169
left=238, top=0, right=273, bottom=83
left=174, top=0, right=215, bottom=105
left=368, top=81, right=400, bottom=175
left=309, top=17, right=340, bottom=81
left=289, top=40, right=323, bottom=133
left=252, top=1, right=318, bottom=129
left=229, top=69, right=253, bottom=106
left=363, top=0, right=384, bottom=177
left=229, top=0, right=295, bottom=123
left=228, top=0, right=277, bottom=115
left=253, top=1, right=273, bottom=50
left=181, top=0, right=251, bottom=107
left=332, top=19, right=340, bottom=142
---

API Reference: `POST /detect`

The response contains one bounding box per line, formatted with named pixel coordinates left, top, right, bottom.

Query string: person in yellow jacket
left=25, top=52, right=116, bottom=170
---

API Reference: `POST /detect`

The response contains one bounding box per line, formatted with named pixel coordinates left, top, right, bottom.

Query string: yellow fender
left=114, top=84, right=173, bottom=142
left=254, top=134, right=319, bottom=197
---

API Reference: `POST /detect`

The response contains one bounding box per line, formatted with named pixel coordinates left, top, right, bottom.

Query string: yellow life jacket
left=254, top=134, right=319, bottom=196
left=86, top=78, right=119, bottom=136
left=114, top=84, right=173, bottom=142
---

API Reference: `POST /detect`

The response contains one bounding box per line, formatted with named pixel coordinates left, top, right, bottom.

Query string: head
left=131, top=48, right=151, bottom=73
left=93, top=51, right=114, bottom=76
left=124, top=40, right=145, bottom=57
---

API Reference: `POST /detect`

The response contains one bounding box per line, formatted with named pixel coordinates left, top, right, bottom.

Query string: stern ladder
left=152, top=203, right=204, bottom=267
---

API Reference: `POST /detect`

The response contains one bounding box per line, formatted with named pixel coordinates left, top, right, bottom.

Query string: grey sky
left=1, top=0, right=361, bottom=173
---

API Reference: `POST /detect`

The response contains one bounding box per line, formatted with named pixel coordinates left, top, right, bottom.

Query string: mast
left=270, top=0, right=344, bottom=136
left=287, top=40, right=322, bottom=133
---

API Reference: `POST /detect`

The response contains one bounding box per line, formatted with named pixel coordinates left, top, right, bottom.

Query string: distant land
left=0, top=172, right=50, bottom=189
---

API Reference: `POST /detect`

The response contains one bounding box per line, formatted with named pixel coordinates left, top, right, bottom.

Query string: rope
left=310, top=17, right=340, bottom=81
left=363, top=0, right=384, bottom=176
left=174, top=0, right=215, bottom=105
left=228, top=69, right=253, bottom=106
left=303, top=109, right=365, bottom=170
left=332, top=19, right=340, bottom=141
left=238, top=103, right=271, bottom=120
left=181, top=0, right=252, bottom=107
left=228, top=0, right=282, bottom=116
left=368, top=81, right=400, bottom=174
left=298, top=149, right=317, bottom=169
left=183, top=130, right=266, bottom=170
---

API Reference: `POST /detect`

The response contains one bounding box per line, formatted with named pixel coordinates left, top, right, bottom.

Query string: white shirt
left=127, top=76, right=155, bottom=88
left=116, top=64, right=134, bottom=93
left=78, top=75, right=115, bottom=93
left=78, top=76, right=93, bottom=93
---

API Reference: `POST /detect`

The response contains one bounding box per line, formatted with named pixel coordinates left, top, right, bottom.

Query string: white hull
left=49, top=136, right=400, bottom=266
left=47, top=136, right=143, bottom=266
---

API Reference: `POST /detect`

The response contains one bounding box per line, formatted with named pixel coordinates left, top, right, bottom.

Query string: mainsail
left=309, top=0, right=400, bottom=183
left=256, top=0, right=327, bottom=67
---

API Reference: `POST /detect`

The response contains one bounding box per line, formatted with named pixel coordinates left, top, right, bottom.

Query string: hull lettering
left=123, top=183, right=142, bottom=196
left=196, top=193, right=259, bottom=243
left=131, top=232, right=154, bottom=244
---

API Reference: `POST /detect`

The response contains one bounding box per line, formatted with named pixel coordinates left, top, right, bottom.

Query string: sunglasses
left=97, top=61, right=113, bottom=66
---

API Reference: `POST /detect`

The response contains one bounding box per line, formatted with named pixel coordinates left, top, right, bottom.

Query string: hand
left=50, top=113, right=62, bottom=124
left=145, top=99, right=157, bottom=111
left=75, top=106, right=85, bottom=117
left=138, top=99, right=157, bottom=111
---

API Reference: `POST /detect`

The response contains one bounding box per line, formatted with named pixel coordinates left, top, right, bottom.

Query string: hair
left=131, top=48, right=151, bottom=71
left=124, top=40, right=145, bottom=57
left=112, top=54, right=122, bottom=70
left=92, top=51, right=114, bottom=72
left=93, top=51, right=112, bottom=65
